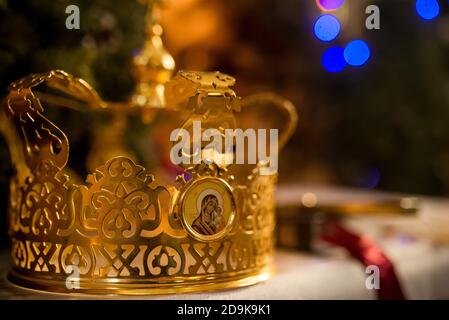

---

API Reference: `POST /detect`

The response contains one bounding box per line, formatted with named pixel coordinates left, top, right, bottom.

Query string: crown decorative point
left=186, top=162, right=229, bottom=178
left=131, top=0, right=174, bottom=113
left=165, top=71, right=241, bottom=112
left=0, top=70, right=292, bottom=295
left=86, top=157, right=156, bottom=188
left=178, top=70, right=236, bottom=89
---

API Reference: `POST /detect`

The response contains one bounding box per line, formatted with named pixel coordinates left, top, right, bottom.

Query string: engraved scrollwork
left=78, top=157, right=174, bottom=241
left=14, top=160, right=73, bottom=238
left=61, top=244, right=92, bottom=276
left=11, top=239, right=27, bottom=269
left=240, top=165, right=277, bottom=234
left=8, top=177, right=26, bottom=234
left=147, top=245, right=182, bottom=276
left=29, top=241, right=55, bottom=273
left=182, top=242, right=228, bottom=274
left=6, top=88, right=69, bottom=171
left=227, top=240, right=252, bottom=271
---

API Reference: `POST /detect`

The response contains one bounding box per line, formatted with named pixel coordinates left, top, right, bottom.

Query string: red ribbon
left=321, top=223, right=406, bottom=300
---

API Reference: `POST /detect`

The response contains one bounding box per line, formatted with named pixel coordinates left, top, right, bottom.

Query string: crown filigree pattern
left=0, top=70, right=294, bottom=295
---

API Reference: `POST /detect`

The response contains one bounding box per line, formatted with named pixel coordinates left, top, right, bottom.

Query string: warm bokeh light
left=301, top=192, right=318, bottom=208
left=160, top=0, right=232, bottom=70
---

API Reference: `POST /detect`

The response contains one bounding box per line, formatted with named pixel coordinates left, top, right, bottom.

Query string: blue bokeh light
left=322, top=46, right=346, bottom=73
left=343, top=40, right=371, bottom=67
left=356, top=167, right=381, bottom=189
left=314, top=14, right=341, bottom=42
left=415, top=0, right=440, bottom=20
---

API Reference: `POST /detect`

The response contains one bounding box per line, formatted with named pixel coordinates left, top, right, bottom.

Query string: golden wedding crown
left=0, top=4, right=297, bottom=294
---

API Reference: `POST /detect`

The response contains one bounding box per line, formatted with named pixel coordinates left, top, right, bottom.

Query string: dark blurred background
left=1, top=0, right=449, bottom=247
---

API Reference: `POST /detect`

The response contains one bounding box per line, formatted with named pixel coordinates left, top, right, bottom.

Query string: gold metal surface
left=241, top=93, right=298, bottom=150
left=131, top=0, right=175, bottom=120
left=1, top=69, right=294, bottom=295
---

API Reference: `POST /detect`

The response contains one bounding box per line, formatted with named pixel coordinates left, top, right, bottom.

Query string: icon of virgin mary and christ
left=192, top=194, right=226, bottom=235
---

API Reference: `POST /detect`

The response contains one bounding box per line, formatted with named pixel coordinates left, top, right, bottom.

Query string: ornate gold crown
left=0, top=67, right=297, bottom=295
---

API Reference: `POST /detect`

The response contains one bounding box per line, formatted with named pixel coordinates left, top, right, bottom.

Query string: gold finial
left=131, top=0, right=175, bottom=118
